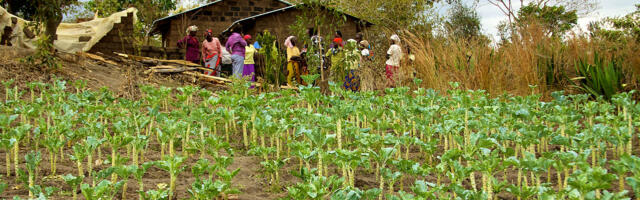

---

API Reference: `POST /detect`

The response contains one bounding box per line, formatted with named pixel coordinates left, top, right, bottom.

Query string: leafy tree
left=1, top=0, right=77, bottom=45
left=84, top=0, right=177, bottom=44
left=0, top=0, right=37, bottom=20
left=517, top=3, right=577, bottom=37
left=445, top=0, right=482, bottom=40
left=83, top=0, right=125, bottom=18
left=589, top=4, right=640, bottom=42
left=487, top=0, right=597, bottom=23
left=316, top=0, right=442, bottom=31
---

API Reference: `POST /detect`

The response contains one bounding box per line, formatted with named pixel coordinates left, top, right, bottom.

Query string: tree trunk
left=44, top=14, right=62, bottom=49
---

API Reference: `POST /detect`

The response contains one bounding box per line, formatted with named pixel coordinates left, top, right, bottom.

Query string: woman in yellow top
left=285, top=36, right=301, bottom=86
left=243, top=35, right=256, bottom=82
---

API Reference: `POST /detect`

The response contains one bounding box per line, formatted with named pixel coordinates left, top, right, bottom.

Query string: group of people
left=177, top=25, right=257, bottom=81
left=177, top=25, right=404, bottom=91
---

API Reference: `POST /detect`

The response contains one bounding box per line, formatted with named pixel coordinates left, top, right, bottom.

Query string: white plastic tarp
left=0, top=6, right=137, bottom=53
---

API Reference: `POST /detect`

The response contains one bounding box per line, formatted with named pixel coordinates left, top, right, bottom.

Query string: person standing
left=355, top=32, right=363, bottom=44
left=326, top=37, right=343, bottom=71
left=177, top=25, right=200, bottom=64
left=201, top=29, right=222, bottom=76
left=243, top=34, right=256, bottom=82
left=360, top=40, right=373, bottom=61
left=342, top=39, right=361, bottom=92
left=332, top=30, right=345, bottom=48
left=386, top=34, right=403, bottom=87
left=285, top=36, right=301, bottom=86
left=225, top=27, right=247, bottom=78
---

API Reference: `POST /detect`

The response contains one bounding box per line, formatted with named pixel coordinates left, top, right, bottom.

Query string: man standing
left=225, top=27, right=247, bottom=78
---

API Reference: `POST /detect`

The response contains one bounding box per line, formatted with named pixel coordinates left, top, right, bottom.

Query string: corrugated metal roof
left=149, top=0, right=293, bottom=34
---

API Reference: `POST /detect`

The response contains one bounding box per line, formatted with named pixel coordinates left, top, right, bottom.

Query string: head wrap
left=243, top=35, right=252, bottom=40
left=346, top=39, right=358, bottom=51
left=186, top=25, right=198, bottom=34
left=359, top=40, right=369, bottom=48
left=347, top=39, right=357, bottom=46
left=204, top=29, right=213, bottom=37
left=284, top=36, right=295, bottom=48
left=333, top=38, right=343, bottom=45
left=390, top=34, right=400, bottom=43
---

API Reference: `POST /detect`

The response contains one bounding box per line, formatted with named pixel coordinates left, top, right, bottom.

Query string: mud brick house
left=88, top=11, right=137, bottom=55
left=220, top=4, right=372, bottom=45
left=150, top=0, right=293, bottom=48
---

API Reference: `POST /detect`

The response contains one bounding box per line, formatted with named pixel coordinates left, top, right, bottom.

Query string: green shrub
left=22, top=35, right=61, bottom=71
left=572, top=52, right=624, bottom=100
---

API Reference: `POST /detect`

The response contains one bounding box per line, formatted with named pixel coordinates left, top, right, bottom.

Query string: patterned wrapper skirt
left=343, top=69, right=361, bottom=92
left=385, top=65, right=398, bottom=84
left=204, top=54, right=220, bottom=76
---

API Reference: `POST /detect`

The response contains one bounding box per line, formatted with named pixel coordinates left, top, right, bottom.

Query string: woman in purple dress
left=177, top=25, right=200, bottom=64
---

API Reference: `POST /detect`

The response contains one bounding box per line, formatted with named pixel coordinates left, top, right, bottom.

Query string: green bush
left=22, top=35, right=61, bottom=71
left=572, top=52, right=624, bottom=100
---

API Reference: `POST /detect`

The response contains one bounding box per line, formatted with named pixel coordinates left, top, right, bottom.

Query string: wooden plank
left=77, top=52, right=119, bottom=66
left=115, top=52, right=201, bottom=67
left=183, top=71, right=298, bottom=90
left=183, top=71, right=231, bottom=83
left=145, top=65, right=198, bottom=74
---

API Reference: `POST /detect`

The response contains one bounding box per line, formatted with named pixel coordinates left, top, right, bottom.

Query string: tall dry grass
left=380, top=22, right=640, bottom=98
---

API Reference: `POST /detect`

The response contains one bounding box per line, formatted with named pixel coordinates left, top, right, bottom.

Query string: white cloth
left=361, top=49, right=370, bottom=57
left=221, top=48, right=232, bottom=64
left=187, top=25, right=198, bottom=33
left=0, top=6, right=138, bottom=53
left=390, top=34, right=400, bottom=43
left=386, top=44, right=402, bottom=66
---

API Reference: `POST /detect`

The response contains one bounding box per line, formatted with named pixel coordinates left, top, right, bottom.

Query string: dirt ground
left=1, top=46, right=636, bottom=200
left=0, top=46, right=280, bottom=200
left=0, top=46, right=227, bottom=100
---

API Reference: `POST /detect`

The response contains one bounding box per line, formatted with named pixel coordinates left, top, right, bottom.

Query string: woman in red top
left=201, top=29, right=222, bottom=76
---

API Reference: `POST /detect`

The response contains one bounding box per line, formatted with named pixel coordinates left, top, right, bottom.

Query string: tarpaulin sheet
left=0, top=6, right=137, bottom=53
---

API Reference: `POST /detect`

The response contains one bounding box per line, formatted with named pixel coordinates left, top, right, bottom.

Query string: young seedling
left=24, top=151, right=41, bottom=199
left=132, top=162, right=154, bottom=200
left=154, top=155, right=186, bottom=200
left=62, top=174, right=83, bottom=200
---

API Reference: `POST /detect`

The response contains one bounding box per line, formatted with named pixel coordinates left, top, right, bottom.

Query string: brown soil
left=1, top=46, right=637, bottom=200
left=0, top=46, right=273, bottom=200
left=0, top=46, right=226, bottom=100
left=0, top=134, right=294, bottom=200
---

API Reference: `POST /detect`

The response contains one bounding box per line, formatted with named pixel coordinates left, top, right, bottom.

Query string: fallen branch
left=76, top=52, right=119, bottom=66
left=114, top=52, right=200, bottom=67
left=183, top=71, right=298, bottom=90
left=183, top=71, right=230, bottom=84
left=144, top=65, right=198, bottom=74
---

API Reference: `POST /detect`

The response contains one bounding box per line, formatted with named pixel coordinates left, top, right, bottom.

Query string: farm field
left=1, top=77, right=639, bottom=200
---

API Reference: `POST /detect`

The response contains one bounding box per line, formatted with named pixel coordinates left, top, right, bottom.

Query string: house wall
left=245, top=9, right=364, bottom=46
left=89, top=12, right=136, bottom=55
left=163, top=0, right=289, bottom=48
